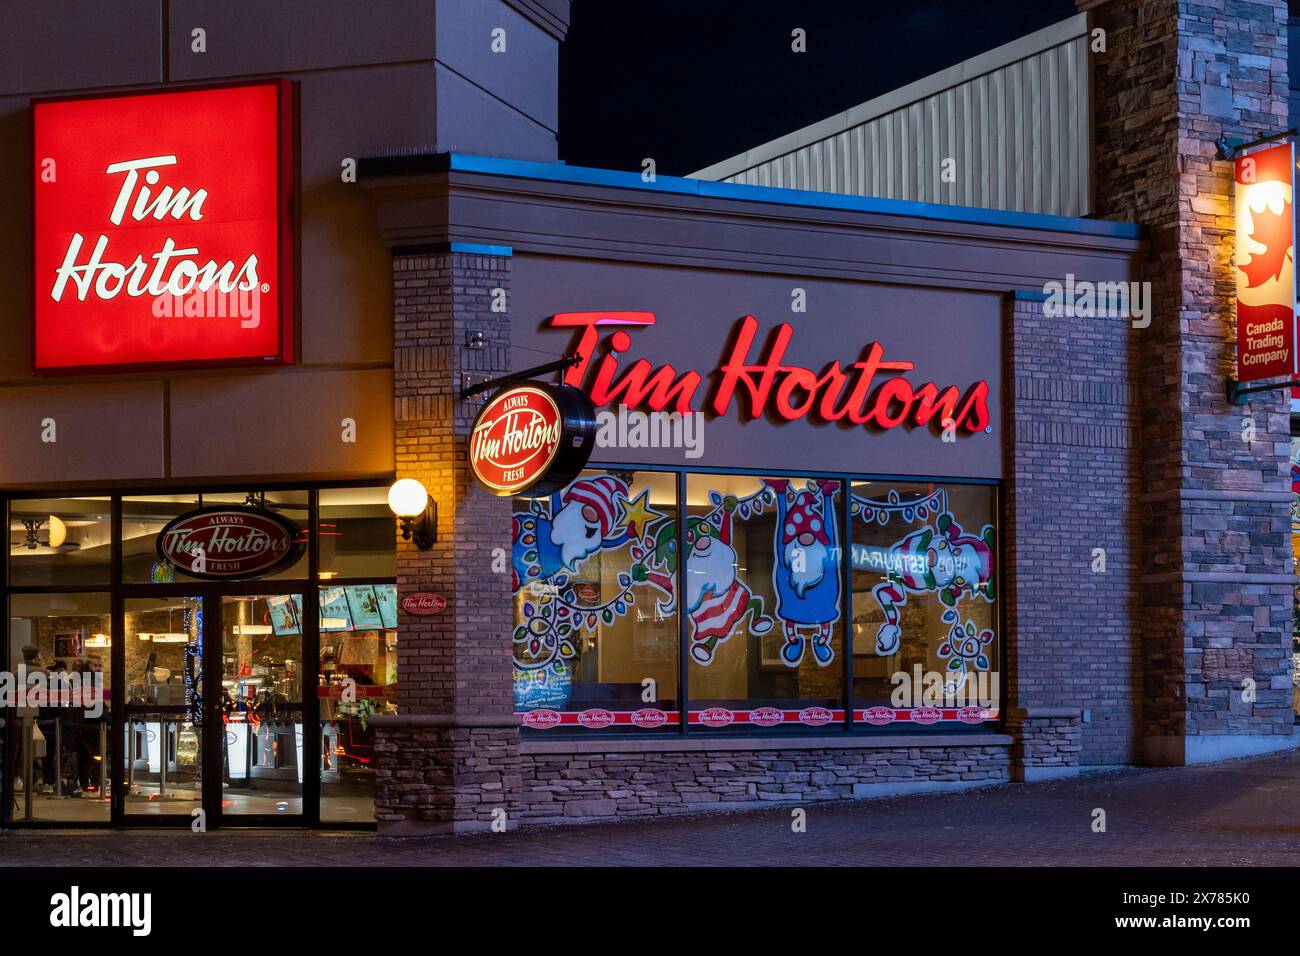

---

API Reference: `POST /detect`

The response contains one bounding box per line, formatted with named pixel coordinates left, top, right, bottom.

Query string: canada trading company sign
left=1235, top=142, right=1297, bottom=383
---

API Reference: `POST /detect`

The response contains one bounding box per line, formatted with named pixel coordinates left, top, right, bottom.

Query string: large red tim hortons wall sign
left=469, top=382, right=596, bottom=497
left=549, top=311, right=991, bottom=434
left=33, top=81, right=294, bottom=372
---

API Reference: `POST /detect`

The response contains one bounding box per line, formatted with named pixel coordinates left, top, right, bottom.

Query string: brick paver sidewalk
left=3, top=750, right=1299, bottom=866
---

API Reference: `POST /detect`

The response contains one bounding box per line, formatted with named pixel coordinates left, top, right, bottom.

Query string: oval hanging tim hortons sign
left=469, top=382, right=596, bottom=497
left=156, top=505, right=304, bottom=580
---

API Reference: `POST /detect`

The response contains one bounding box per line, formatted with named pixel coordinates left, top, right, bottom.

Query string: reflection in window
left=9, top=498, right=112, bottom=587
left=512, top=471, right=678, bottom=728
left=850, top=483, right=998, bottom=721
left=318, top=488, right=395, bottom=580
left=682, top=475, right=843, bottom=728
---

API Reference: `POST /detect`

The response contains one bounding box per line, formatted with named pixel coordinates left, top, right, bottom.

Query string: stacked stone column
left=371, top=250, right=522, bottom=833
left=1084, top=0, right=1295, bottom=763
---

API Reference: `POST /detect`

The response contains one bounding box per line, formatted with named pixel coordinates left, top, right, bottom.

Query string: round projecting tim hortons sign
left=469, top=382, right=595, bottom=497
left=156, top=505, right=303, bottom=580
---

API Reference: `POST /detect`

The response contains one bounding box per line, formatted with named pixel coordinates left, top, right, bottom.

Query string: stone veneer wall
left=371, top=735, right=1011, bottom=826
left=1085, top=0, right=1295, bottom=763
left=510, top=741, right=1009, bottom=822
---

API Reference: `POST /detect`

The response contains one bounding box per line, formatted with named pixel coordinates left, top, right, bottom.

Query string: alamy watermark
left=151, top=286, right=263, bottom=328
left=1, top=665, right=105, bottom=718
left=890, top=665, right=999, bottom=710
left=595, top=404, right=703, bottom=459
left=1042, top=273, right=1150, bottom=328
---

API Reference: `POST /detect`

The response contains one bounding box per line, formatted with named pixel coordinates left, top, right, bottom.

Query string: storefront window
left=7, top=593, right=111, bottom=822
left=121, top=491, right=309, bottom=583
left=510, top=469, right=999, bottom=734
left=5, top=484, right=396, bottom=827
left=850, top=482, right=999, bottom=726
left=318, top=487, right=395, bottom=579
left=9, top=498, right=112, bottom=587
left=319, top=584, right=397, bottom=821
left=512, top=470, right=679, bottom=729
left=684, top=475, right=843, bottom=730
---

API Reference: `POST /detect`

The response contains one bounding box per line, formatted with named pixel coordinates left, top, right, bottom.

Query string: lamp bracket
left=399, top=499, right=438, bottom=550
left=1216, top=128, right=1296, bottom=160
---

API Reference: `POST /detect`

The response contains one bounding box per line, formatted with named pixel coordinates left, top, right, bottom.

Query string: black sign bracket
left=459, top=352, right=581, bottom=400
left=1226, top=376, right=1300, bottom=405
left=1216, top=128, right=1296, bottom=160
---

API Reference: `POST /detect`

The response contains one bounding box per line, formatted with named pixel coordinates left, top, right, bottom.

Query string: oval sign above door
left=156, top=505, right=304, bottom=580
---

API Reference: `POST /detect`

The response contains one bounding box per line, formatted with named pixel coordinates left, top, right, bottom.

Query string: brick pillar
left=1002, top=291, right=1138, bottom=770
left=1084, top=0, right=1296, bottom=764
left=372, top=250, right=522, bottom=833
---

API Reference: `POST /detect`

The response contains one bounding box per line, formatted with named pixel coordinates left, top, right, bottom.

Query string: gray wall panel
left=694, top=16, right=1093, bottom=218
left=0, top=0, right=160, bottom=96
left=434, top=0, right=559, bottom=133
left=167, top=0, right=435, bottom=78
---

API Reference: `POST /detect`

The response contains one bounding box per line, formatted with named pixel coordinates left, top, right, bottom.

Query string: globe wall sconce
left=388, top=478, right=437, bottom=550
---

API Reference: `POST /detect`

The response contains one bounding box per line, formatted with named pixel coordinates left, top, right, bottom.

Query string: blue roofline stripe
left=449, top=241, right=513, bottom=257
left=448, top=153, right=1142, bottom=241
left=1011, top=289, right=1052, bottom=302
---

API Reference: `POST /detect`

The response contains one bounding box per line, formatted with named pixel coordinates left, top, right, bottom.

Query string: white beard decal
left=685, top=537, right=737, bottom=611
left=785, top=537, right=827, bottom=597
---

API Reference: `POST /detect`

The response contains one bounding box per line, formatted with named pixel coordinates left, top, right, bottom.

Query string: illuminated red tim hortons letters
left=550, top=311, right=990, bottom=433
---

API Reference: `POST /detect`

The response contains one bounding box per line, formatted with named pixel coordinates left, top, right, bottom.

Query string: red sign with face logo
left=33, top=81, right=294, bottom=372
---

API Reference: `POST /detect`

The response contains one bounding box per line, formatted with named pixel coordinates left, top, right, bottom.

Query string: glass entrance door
left=219, top=593, right=306, bottom=818
left=112, top=589, right=313, bottom=826
left=7, top=487, right=394, bottom=829
left=120, top=595, right=206, bottom=820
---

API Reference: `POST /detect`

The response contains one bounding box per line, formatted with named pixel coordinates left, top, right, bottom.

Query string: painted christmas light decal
left=849, top=487, right=946, bottom=527
left=512, top=475, right=639, bottom=691
left=854, top=488, right=996, bottom=694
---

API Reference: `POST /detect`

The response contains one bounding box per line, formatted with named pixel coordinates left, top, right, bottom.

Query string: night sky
left=559, top=0, right=1079, bottom=176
